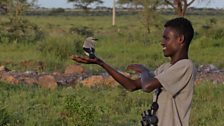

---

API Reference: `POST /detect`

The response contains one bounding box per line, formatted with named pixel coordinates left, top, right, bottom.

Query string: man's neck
left=170, top=50, right=188, bottom=65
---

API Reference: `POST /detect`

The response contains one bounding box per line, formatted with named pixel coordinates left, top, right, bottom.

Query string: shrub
left=64, top=94, right=101, bottom=126
left=0, top=19, right=44, bottom=43
left=69, top=26, right=94, bottom=37
left=37, top=35, right=83, bottom=61
left=212, top=29, right=224, bottom=40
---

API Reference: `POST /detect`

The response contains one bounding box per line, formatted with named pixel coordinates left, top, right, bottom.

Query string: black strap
left=141, top=88, right=161, bottom=126
left=155, top=88, right=161, bottom=102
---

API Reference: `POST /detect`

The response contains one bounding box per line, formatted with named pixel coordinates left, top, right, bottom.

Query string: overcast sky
left=36, top=0, right=224, bottom=9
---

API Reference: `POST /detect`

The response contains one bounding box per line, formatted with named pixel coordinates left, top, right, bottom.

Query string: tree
left=117, top=0, right=139, bottom=8
left=0, top=0, right=37, bottom=22
left=137, top=0, right=161, bottom=34
left=118, top=0, right=161, bottom=33
left=164, top=0, right=211, bottom=16
left=0, top=0, right=43, bottom=43
left=67, top=0, right=103, bottom=12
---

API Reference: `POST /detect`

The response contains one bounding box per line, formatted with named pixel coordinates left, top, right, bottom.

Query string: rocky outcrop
left=0, top=64, right=224, bottom=89
left=0, top=65, right=86, bottom=89
left=196, top=64, right=224, bottom=84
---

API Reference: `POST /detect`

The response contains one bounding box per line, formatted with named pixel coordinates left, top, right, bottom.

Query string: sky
left=36, top=0, right=224, bottom=9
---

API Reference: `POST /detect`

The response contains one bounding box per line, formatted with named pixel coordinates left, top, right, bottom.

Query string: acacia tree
left=0, top=0, right=37, bottom=22
left=117, top=0, right=161, bottom=34
left=138, top=0, right=161, bottom=34
left=164, top=0, right=211, bottom=16
left=67, top=0, right=103, bottom=12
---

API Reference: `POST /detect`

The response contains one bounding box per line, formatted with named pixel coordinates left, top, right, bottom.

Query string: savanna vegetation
left=0, top=2, right=224, bottom=125
left=0, top=81, right=224, bottom=126
left=0, top=14, right=224, bottom=72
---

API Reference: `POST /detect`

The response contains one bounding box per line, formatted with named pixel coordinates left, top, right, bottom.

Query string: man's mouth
left=162, top=47, right=167, bottom=50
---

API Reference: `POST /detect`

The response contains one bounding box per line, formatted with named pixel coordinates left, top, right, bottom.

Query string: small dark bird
left=83, top=37, right=98, bottom=59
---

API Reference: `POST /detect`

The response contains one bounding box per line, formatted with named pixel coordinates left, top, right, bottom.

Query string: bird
left=83, top=37, right=98, bottom=59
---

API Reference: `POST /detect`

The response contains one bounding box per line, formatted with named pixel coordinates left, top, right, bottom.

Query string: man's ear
left=178, top=35, right=185, bottom=45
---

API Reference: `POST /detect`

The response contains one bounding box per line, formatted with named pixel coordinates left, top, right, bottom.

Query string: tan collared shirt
left=154, top=59, right=196, bottom=126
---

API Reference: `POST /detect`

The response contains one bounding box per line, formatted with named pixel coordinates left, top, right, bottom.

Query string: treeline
left=19, top=8, right=224, bottom=16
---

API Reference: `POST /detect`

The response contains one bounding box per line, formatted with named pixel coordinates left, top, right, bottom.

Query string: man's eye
left=163, top=37, right=168, bottom=40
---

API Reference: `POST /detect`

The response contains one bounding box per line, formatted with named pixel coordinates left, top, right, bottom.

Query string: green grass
left=0, top=81, right=224, bottom=126
left=0, top=14, right=224, bottom=126
left=190, top=82, right=224, bottom=126
left=0, top=15, right=224, bottom=72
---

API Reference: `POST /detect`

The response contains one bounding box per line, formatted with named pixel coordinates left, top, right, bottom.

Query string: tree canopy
left=164, top=0, right=211, bottom=16
left=67, top=0, right=103, bottom=10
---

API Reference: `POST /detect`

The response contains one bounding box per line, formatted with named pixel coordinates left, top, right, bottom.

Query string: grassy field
left=0, top=81, right=224, bottom=126
left=0, top=15, right=224, bottom=72
left=0, top=14, right=224, bottom=125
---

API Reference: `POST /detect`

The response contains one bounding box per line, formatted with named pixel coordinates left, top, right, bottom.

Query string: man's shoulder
left=178, top=59, right=193, bottom=63
left=155, top=59, right=195, bottom=75
left=175, top=59, right=194, bottom=67
left=154, top=62, right=171, bottom=75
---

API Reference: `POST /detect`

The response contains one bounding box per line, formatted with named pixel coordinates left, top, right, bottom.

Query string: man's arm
left=102, top=62, right=162, bottom=92
left=127, top=64, right=162, bottom=92
left=100, top=62, right=142, bottom=91
left=141, top=78, right=162, bottom=93
left=71, top=55, right=141, bottom=91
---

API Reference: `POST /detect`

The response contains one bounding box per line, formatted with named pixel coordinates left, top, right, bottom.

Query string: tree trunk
left=112, top=0, right=116, bottom=26
left=165, top=0, right=196, bottom=17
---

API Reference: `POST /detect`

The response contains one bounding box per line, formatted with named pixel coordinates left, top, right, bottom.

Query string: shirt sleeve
left=155, top=60, right=194, bottom=96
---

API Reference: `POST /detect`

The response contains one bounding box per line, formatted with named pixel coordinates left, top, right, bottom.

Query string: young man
left=71, top=17, right=196, bottom=126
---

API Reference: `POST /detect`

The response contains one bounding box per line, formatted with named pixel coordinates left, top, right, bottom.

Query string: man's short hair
left=164, top=17, right=194, bottom=48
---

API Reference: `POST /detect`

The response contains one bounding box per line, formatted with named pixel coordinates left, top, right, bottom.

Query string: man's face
left=161, top=27, right=182, bottom=57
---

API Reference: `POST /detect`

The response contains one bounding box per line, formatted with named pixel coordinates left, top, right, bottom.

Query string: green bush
left=64, top=94, right=102, bottom=126
left=37, top=35, right=83, bottom=61
left=212, top=29, right=224, bottom=40
left=69, top=26, right=94, bottom=37
left=0, top=19, right=44, bottom=43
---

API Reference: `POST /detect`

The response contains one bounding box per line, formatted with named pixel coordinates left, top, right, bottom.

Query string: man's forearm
left=140, top=71, right=155, bottom=92
left=99, top=62, right=141, bottom=91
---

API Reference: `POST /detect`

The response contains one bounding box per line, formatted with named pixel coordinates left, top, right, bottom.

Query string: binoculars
left=141, top=102, right=159, bottom=126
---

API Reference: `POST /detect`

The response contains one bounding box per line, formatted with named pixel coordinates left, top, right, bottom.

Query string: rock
left=1, top=74, right=19, bottom=85
left=81, top=75, right=120, bottom=87
left=24, top=71, right=38, bottom=76
left=64, top=64, right=85, bottom=75
left=195, top=72, right=224, bottom=85
left=22, top=77, right=38, bottom=85
left=52, top=71, right=61, bottom=76
left=0, top=66, right=10, bottom=72
left=81, top=75, right=104, bottom=87
left=38, top=75, right=58, bottom=90
left=104, top=76, right=118, bottom=86
left=54, top=74, right=78, bottom=86
left=198, top=64, right=219, bottom=73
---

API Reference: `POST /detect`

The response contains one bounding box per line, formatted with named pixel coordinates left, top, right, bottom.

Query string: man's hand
left=70, top=55, right=104, bottom=65
left=127, top=64, right=150, bottom=73
left=127, top=64, right=157, bottom=92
